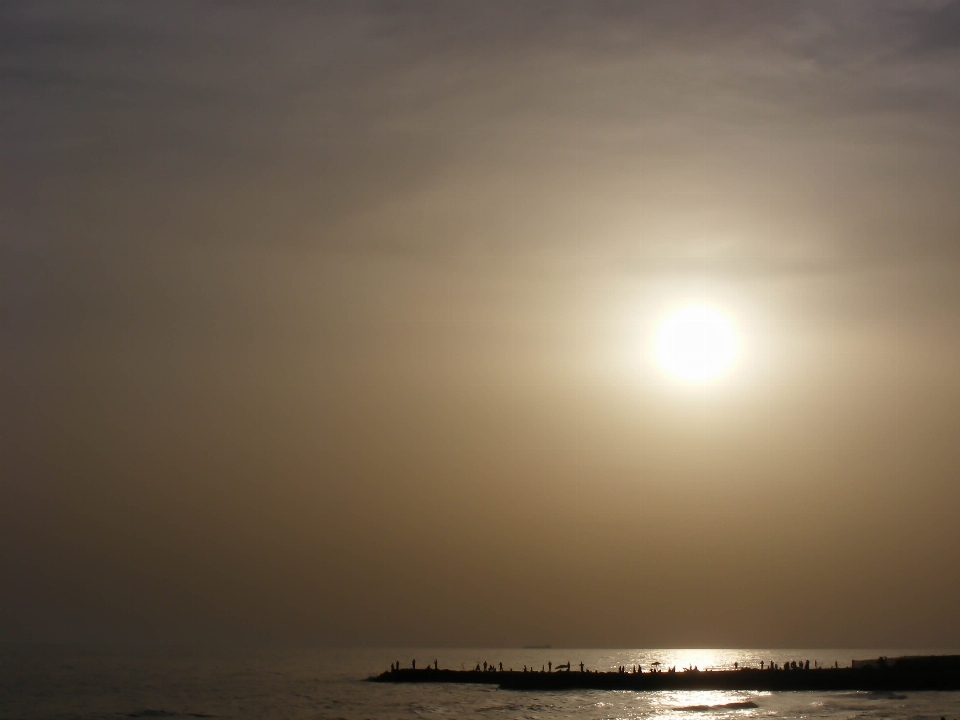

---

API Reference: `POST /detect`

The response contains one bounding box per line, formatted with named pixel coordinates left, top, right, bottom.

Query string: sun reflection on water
left=665, top=649, right=721, bottom=671
left=648, top=689, right=763, bottom=719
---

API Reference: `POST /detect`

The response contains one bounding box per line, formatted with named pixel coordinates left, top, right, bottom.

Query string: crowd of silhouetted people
left=389, top=659, right=740, bottom=675
left=763, top=659, right=812, bottom=670
left=389, top=656, right=850, bottom=676
left=378, top=656, right=960, bottom=697
left=390, top=659, right=686, bottom=674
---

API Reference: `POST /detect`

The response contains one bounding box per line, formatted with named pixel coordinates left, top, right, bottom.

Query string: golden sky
left=2, top=1, right=960, bottom=646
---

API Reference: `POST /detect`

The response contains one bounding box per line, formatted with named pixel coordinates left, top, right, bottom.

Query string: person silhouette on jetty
left=499, top=662, right=503, bottom=672
left=580, top=662, right=584, bottom=672
left=548, top=662, right=552, bottom=672
left=412, top=660, right=416, bottom=670
left=434, top=660, right=438, bottom=670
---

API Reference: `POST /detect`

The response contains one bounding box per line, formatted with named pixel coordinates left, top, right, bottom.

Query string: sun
left=655, top=305, right=737, bottom=382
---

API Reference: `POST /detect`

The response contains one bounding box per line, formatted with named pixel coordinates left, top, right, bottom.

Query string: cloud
left=3, top=2, right=960, bottom=646
left=2, top=0, right=959, bottom=342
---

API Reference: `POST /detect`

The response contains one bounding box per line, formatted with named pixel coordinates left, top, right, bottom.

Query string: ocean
left=2, top=646, right=958, bottom=720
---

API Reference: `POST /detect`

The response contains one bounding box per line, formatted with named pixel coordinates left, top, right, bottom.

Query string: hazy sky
left=3, top=1, right=960, bottom=647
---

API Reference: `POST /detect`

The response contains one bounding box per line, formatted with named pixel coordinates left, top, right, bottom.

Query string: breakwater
left=368, top=655, right=960, bottom=692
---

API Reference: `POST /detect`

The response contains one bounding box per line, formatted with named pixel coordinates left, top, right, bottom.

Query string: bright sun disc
left=655, top=305, right=737, bottom=382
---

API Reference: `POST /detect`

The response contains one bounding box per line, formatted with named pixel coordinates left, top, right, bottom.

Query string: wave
left=675, top=701, right=759, bottom=711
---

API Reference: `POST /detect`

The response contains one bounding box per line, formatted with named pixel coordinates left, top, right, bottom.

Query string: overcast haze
left=3, top=1, right=960, bottom=647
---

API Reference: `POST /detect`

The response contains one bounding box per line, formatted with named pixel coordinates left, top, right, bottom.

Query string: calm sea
left=2, top=646, right=958, bottom=720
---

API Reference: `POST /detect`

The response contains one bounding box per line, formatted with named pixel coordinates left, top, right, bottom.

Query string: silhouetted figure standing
left=434, top=659, right=438, bottom=670
left=580, top=662, right=584, bottom=672
left=499, top=662, right=503, bottom=672
left=412, top=660, right=416, bottom=670
left=548, top=662, right=552, bottom=672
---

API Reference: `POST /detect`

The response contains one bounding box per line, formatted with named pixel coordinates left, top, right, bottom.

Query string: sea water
left=2, top=646, right=958, bottom=719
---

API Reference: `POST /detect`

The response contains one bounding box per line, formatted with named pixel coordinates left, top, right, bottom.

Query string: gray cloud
left=3, top=1, right=960, bottom=645
left=2, top=1, right=958, bottom=342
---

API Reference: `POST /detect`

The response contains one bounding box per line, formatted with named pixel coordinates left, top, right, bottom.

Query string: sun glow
left=655, top=305, right=737, bottom=382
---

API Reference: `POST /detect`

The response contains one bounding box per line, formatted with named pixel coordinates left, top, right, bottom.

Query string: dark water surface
left=2, top=646, right=958, bottom=720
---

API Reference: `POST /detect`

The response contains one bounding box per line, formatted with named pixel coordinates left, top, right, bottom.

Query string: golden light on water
left=654, top=305, right=737, bottom=382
